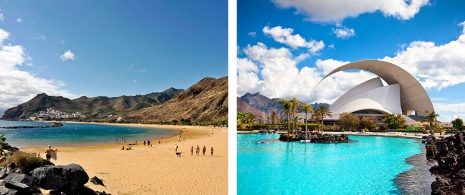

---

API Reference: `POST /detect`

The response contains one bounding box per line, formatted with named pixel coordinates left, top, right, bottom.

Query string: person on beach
left=143, top=140, right=146, bottom=146
left=147, top=140, right=151, bottom=147
left=45, top=145, right=56, bottom=161
left=196, top=145, right=200, bottom=156
left=190, top=146, right=194, bottom=156
left=121, top=146, right=125, bottom=150
left=202, top=145, right=206, bottom=156
left=211, top=147, right=214, bottom=156
left=175, top=144, right=178, bottom=153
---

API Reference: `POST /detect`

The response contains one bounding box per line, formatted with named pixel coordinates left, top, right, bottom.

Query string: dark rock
left=90, top=176, right=104, bottom=186
left=427, top=132, right=465, bottom=195
left=3, top=189, right=19, bottom=195
left=0, top=167, right=8, bottom=179
left=42, top=160, right=55, bottom=167
left=31, top=163, right=89, bottom=194
left=1, top=173, right=34, bottom=187
left=49, top=189, right=63, bottom=195
left=0, top=187, right=9, bottom=194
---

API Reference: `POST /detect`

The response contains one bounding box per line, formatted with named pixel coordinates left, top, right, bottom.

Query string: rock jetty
left=425, top=132, right=465, bottom=195
left=0, top=123, right=63, bottom=129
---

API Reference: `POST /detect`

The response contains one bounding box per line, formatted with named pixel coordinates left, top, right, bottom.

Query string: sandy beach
left=22, top=124, right=228, bottom=195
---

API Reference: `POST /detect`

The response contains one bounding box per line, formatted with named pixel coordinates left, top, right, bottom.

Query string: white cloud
left=247, top=32, right=256, bottom=37
left=132, top=80, right=137, bottom=84
left=333, top=26, right=355, bottom=39
left=271, top=0, right=429, bottom=23
left=263, top=26, right=324, bottom=54
left=60, top=50, right=75, bottom=61
left=237, top=42, right=374, bottom=104
left=434, top=102, right=465, bottom=122
left=0, top=14, right=4, bottom=21
left=16, top=18, right=22, bottom=23
left=0, top=29, right=9, bottom=42
left=381, top=21, right=465, bottom=90
left=33, top=35, right=46, bottom=40
left=0, top=28, right=76, bottom=112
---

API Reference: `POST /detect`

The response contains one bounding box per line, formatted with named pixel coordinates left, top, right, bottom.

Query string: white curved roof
left=321, top=60, right=434, bottom=116
left=330, top=78, right=401, bottom=115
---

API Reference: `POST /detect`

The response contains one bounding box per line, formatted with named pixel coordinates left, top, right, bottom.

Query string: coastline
left=21, top=123, right=228, bottom=194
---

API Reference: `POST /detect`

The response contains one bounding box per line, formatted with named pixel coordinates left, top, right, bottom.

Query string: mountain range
left=237, top=92, right=329, bottom=121
left=2, top=76, right=228, bottom=122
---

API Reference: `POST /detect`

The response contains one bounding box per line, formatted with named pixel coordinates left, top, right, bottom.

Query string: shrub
left=0, top=151, right=44, bottom=173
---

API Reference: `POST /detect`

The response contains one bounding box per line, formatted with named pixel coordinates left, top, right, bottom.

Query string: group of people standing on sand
left=189, top=145, right=214, bottom=156
left=143, top=139, right=153, bottom=147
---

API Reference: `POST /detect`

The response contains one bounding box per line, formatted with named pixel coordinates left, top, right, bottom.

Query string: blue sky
left=0, top=0, right=227, bottom=114
left=237, top=0, right=465, bottom=122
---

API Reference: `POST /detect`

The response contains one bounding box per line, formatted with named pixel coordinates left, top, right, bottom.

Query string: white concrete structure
left=330, top=77, right=401, bottom=116
left=320, top=60, right=434, bottom=122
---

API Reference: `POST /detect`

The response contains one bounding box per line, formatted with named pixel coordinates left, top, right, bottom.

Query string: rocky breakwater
left=279, top=133, right=351, bottom=143
left=425, top=132, right=465, bottom=195
left=0, top=122, right=63, bottom=130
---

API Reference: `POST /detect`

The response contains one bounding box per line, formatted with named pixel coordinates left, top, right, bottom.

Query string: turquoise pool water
left=237, top=134, right=422, bottom=194
left=0, top=121, right=177, bottom=148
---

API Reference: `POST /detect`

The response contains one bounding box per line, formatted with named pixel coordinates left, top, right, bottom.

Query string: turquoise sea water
left=237, top=134, right=422, bottom=195
left=0, top=120, right=177, bottom=148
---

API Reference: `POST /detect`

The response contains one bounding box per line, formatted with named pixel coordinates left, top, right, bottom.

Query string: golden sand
left=22, top=124, right=228, bottom=195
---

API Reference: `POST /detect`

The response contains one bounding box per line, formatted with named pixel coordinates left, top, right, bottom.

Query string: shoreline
left=20, top=123, right=228, bottom=194
left=394, top=139, right=435, bottom=194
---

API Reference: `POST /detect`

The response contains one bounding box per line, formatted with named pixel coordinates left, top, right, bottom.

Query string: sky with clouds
left=237, top=0, right=465, bottom=122
left=0, top=1, right=227, bottom=115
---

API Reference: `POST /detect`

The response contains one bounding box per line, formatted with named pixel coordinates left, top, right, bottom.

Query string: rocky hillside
left=237, top=97, right=266, bottom=121
left=127, top=76, right=228, bottom=122
left=2, top=88, right=184, bottom=119
left=237, top=92, right=330, bottom=119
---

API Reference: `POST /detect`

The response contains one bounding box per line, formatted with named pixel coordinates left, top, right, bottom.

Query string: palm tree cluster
left=278, top=98, right=299, bottom=137
left=278, top=98, right=332, bottom=139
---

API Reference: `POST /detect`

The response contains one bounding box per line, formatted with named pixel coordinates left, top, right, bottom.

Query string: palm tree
left=289, top=98, right=299, bottom=133
left=301, top=103, right=312, bottom=139
left=278, top=99, right=292, bottom=137
left=270, top=111, right=277, bottom=130
left=315, top=105, right=332, bottom=133
left=424, top=110, right=440, bottom=134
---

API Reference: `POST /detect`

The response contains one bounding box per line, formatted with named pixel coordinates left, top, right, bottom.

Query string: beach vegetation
left=301, top=103, right=312, bottom=139
left=0, top=151, right=43, bottom=173
left=314, top=105, right=332, bottom=133
left=278, top=99, right=292, bottom=137
left=339, top=112, right=359, bottom=131
left=424, top=110, right=442, bottom=134
left=290, top=98, right=300, bottom=133
left=382, top=114, right=406, bottom=130
left=268, top=111, right=278, bottom=130
left=0, top=134, right=6, bottom=142
left=237, top=113, right=257, bottom=130
left=359, top=116, right=376, bottom=131
left=323, top=124, right=339, bottom=131
left=452, top=118, right=464, bottom=130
